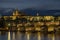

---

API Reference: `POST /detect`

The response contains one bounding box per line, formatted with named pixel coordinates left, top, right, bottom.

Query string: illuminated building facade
left=0, top=9, right=60, bottom=32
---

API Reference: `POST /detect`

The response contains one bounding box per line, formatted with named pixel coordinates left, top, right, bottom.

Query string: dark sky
left=0, top=0, right=60, bottom=10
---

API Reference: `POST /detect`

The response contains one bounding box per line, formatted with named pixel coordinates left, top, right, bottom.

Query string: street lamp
left=8, top=23, right=11, bottom=26
left=7, top=23, right=11, bottom=30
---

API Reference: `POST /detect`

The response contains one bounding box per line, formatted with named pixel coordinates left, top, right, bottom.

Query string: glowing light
left=44, top=16, right=54, bottom=20
left=52, top=34, right=55, bottom=40
left=37, top=32, right=41, bottom=40
left=48, top=26, right=54, bottom=32
left=37, top=13, right=39, bottom=16
left=6, top=27, right=8, bottom=29
left=35, top=27, right=40, bottom=31
left=26, top=32, right=30, bottom=40
left=12, top=16, right=16, bottom=20
left=8, top=23, right=11, bottom=26
left=8, top=32, right=11, bottom=40
left=18, top=28, right=20, bottom=31
left=12, top=32, right=15, bottom=40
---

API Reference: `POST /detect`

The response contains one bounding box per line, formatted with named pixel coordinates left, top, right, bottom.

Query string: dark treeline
left=0, top=17, right=5, bottom=28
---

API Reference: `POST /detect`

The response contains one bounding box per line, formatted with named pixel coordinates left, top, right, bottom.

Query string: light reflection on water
left=37, top=32, right=41, bottom=40
left=48, top=33, right=55, bottom=40
left=26, top=32, right=30, bottom=40
left=8, top=32, right=10, bottom=40
left=0, top=31, right=60, bottom=40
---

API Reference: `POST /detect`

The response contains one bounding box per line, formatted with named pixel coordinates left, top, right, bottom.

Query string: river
left=0, top=31, right=60, bottom=40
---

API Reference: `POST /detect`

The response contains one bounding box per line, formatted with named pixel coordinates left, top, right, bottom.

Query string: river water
left=0, top=31, right=60, bottom=40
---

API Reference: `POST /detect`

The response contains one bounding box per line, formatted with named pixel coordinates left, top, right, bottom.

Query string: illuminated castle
left=13, top=9, right=20, bottom=16
left=12, top=9, right=19, bottom=20
left=0, top=9, right=60, bottom=32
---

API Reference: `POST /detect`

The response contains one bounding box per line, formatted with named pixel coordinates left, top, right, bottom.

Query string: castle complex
left=0, top=9, right=60, bottom=32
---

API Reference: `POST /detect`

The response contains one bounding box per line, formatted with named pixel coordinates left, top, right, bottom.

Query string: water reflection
left=0, top=31, right=60, bottom=40
left=8, top=31, right=10, bottom=40
left=26, top=32, right=30, bottom=40
left=37, top=32, right=41, bottom=40
left=0, top=31, right=7, bottom=40
left=16, top=31, right=20, bottom=40
left=30, top=32, right=37, bottom=40
left=12, top=32, right=15, bottom=40
left=48, top=33, right=55, bottom=40
left=55, top=32, right=60, bottom=40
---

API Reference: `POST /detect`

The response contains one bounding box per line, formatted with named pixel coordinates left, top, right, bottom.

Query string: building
left=0, top=9, right=60, bottom=32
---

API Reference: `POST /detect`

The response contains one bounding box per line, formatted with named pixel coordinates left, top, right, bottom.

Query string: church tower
left=13, top=12, right=15, bottom=16
left=15, top=9, right=19, bottom=16
left=13, top=8, right=19, bottom=16
left=36, top=13, right=39, bottom=16
left=12, top=9, right=19, bottom=20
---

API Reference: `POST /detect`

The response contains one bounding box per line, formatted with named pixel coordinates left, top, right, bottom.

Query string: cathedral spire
left=37, top=13, right=39, bottom=16
left=15, top=8, right=19, bottom=16
left=13, top=8, right=19, bottom=16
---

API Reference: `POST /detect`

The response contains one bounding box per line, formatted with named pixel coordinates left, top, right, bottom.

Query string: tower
left=15, top=9, right=19, bottom=16
left=37, top=13, right=39, bottom=16
left=13, top=12, right=15, bottom=16
left=13, top=8, right=19, bottom=16
left=12, top=9, right=19, bottom=20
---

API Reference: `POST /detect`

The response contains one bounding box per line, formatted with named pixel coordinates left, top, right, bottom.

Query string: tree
left=0, top=17, right=5, bottom=28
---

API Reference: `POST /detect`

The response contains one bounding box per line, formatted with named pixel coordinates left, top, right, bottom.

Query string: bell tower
left=13, top=8, right=19, bottom=16
left=37, top=13, right=39, bottom=16
left=15, top=9, right=19, bottom=16
left=13, top=12, right=15, bottom=16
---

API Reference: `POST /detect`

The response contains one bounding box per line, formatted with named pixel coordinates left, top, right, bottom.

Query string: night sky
left=0, top=0, right=60, bottom=10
